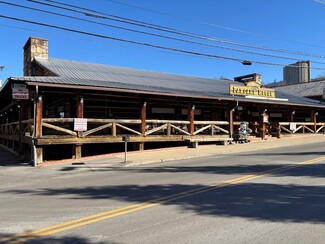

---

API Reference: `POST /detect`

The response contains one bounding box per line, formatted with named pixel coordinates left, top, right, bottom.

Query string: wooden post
left=229, top=108, right=234, bottom=140
left=289, top=109, right=295, bottom=122
left=311, top=110, right=317, bottom=133
left=167, top=123, right=171, bottom=136
left=75, top=96, right=84, bottom=159
left=112, top=123, right=117, bottom=136
left=139, top=102, right=146, bottom=151
left=18, top=103, right=22, bottom=157
left=259, top=107, right=266, bottom=139
left=35, top=95, right=43, bottom=164
left=141, top=102, right=146, bottom=135
left=188, top=103, right=195, bottom=136
left=77, top=96, right=84, bottom=119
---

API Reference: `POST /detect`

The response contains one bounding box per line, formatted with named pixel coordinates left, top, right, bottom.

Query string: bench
left=184, top=136, right=233, bottom=148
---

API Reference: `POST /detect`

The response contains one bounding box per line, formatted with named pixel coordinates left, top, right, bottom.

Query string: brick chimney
left=23, top=37, right=48, bottom=76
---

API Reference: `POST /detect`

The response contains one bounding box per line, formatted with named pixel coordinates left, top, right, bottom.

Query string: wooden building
left=1, top=37, right=325, bottom=165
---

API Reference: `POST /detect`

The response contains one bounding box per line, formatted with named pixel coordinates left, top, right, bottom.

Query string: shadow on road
left=0, top=234, right=112, bottom=244
left=6, top=182, right=325, bottom=224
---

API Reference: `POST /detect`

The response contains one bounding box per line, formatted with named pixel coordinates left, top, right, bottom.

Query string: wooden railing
left=0, top=119, right=33, bottom=143
left=40, top=118, right=230, bottom=138
left=270, top=122, right=325, bottom=137
left=2, top=119, right=324, bottom=147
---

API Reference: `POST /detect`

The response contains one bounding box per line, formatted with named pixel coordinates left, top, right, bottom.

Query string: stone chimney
left=23, top=37, right=48, bottom=76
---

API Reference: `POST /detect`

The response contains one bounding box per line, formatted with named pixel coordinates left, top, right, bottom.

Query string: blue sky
left=1, top=0, right=325, bottom=85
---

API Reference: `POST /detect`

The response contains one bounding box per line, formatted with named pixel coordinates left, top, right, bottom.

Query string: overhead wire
left=106, top=0, right=325, bottom=49
left=1, top=14, right=325, bottom=71
left=29, top=0, right=325, bottom=59
left=2, top=1, right=324, bottom=64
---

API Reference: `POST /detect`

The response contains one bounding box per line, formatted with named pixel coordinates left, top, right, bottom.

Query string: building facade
left=1, top=37, right=325, bottom=165
left=283, top=61, right=311, bottom=85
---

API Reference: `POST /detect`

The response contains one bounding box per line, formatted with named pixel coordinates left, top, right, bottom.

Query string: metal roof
left=8, top=57, right=325, bottom=108
left=274, top=79, right=325, bottom=97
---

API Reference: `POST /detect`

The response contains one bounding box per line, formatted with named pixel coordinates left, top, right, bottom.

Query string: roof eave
left=25, top=81, right=325, bottom=109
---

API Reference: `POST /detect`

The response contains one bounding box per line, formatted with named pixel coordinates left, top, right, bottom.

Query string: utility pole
left=0, top=65, right=4, bottom=87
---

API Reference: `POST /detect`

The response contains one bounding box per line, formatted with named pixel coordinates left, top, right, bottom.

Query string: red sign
left=12, top=88, right=29, bottom=100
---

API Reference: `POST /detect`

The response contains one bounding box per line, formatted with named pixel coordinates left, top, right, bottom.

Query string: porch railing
left=40, top=118, right=230, bottom=138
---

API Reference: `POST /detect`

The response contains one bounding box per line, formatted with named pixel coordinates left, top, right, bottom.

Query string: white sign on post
left=290, top=123, right=297, bottom=131
left=74, top=118, right=87, bottom=131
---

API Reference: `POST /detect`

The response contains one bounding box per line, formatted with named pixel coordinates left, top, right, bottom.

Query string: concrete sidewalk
left=42, top=134, right=325, bottom=171
left=1, top=134, right=324, bottom=188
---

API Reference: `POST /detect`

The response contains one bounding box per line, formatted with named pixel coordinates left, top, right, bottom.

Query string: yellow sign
left=230, top=82, right=275, bottom=98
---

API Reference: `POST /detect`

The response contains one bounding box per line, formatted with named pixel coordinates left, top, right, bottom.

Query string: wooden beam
left=75, top=145, right=82, bottom=159
left=259, top=107, right=266, bottom=139
left=35, top=95, right=43, bottom=164
left=37, top=135, right=186, bottom=145
left=83, top=123, right=112, bottom=137
left=229, top=107, right=234, bottom=140
left=188, top=103, right=195, bottom=136
left=145, top=124, right=167, bottom=136
left=311, top=110, right=317, bottom=133
left=77, top=96, right=84, bottom=118
left=35, top=96, right=43, bottom=138
left=42, top=122, right=77, bottom=136
left=140, top=102, right=146, bottom=135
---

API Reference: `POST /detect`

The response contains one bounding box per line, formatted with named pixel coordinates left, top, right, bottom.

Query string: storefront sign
left=230, top=81, right=275, bottom=98
left=74, top=118, right=87, bottom=131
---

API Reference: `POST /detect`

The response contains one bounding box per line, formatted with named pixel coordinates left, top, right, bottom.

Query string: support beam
left=35, top=95, right=43, bottom=164
left=289, top=109, right=295, bottom=122
left=188, top=103, right=195, bottom=136
left=139, top=101, right=147, bottom=151
left=311, top=110, right=317, bottom=133
left=35, top=96, right=43, bottom=138
left=259, top=107, right=267, bottom=139
left=74, top=96, right=84, bottom=158
left=77, top=96, right=84, bottom=118
left=229, top=108, right=234, bottom=140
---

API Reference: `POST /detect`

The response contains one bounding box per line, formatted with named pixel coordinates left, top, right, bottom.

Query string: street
left=1, top=141, right=325, bottom=244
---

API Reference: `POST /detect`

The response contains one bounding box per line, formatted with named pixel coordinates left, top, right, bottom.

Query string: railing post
left=112, top=122, right=117, bottom=136
left=167, top=122, right=171, bottom=136
left=277, top=123, right=281, bottom=138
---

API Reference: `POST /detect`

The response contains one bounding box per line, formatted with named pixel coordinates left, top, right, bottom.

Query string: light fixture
left=241, top=60, right=252, bottom=65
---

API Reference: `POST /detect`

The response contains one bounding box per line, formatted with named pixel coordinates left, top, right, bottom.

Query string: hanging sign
left=12, top=87, right=29, bottom=100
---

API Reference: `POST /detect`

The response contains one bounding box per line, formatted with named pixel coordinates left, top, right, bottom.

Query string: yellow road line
left=2, top=156, right=324, bottom=243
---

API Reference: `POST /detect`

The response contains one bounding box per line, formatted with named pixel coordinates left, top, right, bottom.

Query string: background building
left=283, top=61, right=311, bottom=85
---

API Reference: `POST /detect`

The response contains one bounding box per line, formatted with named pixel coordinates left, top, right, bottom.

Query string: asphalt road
left=1, top=141, right=325, bottom=244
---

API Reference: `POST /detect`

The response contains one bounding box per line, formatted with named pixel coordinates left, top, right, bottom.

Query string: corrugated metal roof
left=274, top=79, right=325, bottom=97
left=8, top=57, right=325, bottom=108
left=34, top=57, right=234, bottom=96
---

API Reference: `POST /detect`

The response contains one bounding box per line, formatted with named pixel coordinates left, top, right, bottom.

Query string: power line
left=106, top=0, right=325, bottom=50
left=2, top=1, right=325, bottom=64
left=28, top=0, right=325, bottom=59
left=1, top=14, right=325, bottom=71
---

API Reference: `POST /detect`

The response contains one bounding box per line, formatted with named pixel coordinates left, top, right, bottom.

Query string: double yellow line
left=2, top=156, right=325, bottom=244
